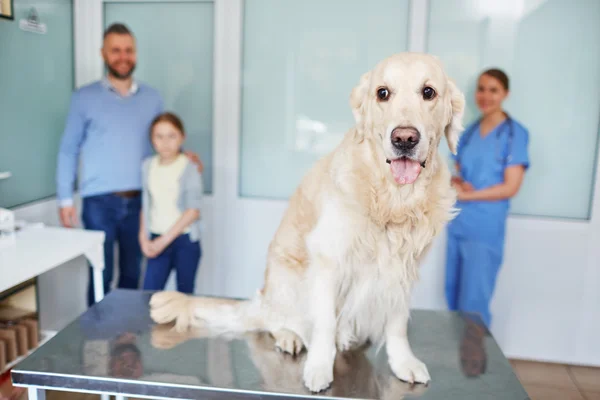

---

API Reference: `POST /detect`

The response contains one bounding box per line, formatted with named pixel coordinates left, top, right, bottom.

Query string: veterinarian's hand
left=453, top=180, right=475, bottom=201
left=461, top=181, right=474, bottom=192
left=184, top=150, right=204, bottom=173
left=456, top=187, right=475, bottom=201
left=450, top=176, right=463, bottom=186
left=451, top=176, right=474, bottom=193
left=451, top=180, right=463, bottom=193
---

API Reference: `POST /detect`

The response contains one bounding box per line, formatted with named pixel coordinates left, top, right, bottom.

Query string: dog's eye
left=376, top=87, right=390, bottom=101
left=422, top=86, right=436, bottom=100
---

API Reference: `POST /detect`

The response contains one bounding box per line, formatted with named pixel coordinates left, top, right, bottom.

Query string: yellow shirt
left=148, top=154, right=190, bottom=234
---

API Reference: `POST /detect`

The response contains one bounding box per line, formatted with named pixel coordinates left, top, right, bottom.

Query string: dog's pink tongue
left=390, top=158, right=422, bottom=184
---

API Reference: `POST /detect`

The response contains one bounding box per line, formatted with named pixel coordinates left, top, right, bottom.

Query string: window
left=104, top=1, right=214, bottom=193
left=428, top=0, right=600, bottom=219
left=239, top=0, right=411, bottom=199
left=0, top=0, right=73, bottom=208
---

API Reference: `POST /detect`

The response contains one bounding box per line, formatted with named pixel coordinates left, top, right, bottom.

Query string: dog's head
left=350, top=53, right=465, bottom=185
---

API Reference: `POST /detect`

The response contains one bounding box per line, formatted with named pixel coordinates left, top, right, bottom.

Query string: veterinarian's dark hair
left=480, top=68, right=509, bottom=91
left=150, top=112, right=186, bottom=137
left=103, top=23, right=134, bottom=39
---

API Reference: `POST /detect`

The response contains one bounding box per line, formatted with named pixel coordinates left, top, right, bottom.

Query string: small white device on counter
left=0, top=208, right=16, bottom=248
left=0, top=208, right=15, bottom=232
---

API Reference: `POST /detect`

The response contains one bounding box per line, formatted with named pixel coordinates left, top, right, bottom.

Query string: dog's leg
left=336, top=327, right=357, bottom=352
left=303, top=261, right=337, bottom=392
left=386, top=309, right=430, bottom=384
left=150, top=291, right=195, bottom=332
left=273, top=329, right=304, bottom=356
left=150, top=291, right=254, bottom=333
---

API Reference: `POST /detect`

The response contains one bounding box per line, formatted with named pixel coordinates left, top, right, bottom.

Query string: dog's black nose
left=391, top=127, right=420, bottom=151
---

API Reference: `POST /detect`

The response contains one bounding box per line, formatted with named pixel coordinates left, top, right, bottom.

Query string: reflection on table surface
left=14, top=290, right=529, bottom=399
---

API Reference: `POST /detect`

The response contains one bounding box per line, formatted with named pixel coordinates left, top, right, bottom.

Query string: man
left=56, top=23, right=202, bottom=306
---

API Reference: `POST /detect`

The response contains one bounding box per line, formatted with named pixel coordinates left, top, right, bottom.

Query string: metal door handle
left=0, top=171, right=12, bottom=180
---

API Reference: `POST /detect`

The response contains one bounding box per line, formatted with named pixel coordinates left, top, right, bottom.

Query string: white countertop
left=0, top=226, right=105, bottom=294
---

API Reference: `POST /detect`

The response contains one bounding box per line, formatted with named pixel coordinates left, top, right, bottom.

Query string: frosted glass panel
left=104, top=1, right=214, bottom=193
left=428, top=0, right=600, bottom=220
left=239, top=0, right=410, bottom=199
left=0, top=0, right=73, bottom=208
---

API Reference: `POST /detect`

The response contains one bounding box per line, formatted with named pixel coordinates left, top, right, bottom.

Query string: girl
left=446, top=69, right=530, bottom=328
left=139, top=112, right=203, bottom=294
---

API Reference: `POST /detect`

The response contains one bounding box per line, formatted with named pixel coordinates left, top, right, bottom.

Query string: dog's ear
left=349, top=71, right=372, bottom=124
left=444, top=79, right=465, bottom=155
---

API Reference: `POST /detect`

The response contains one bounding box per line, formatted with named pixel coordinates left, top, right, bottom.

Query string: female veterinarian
left=446, top=68, right=530, bottom=328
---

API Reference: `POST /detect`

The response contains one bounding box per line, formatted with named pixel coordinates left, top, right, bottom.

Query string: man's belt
left=114, top=190, right=141, bottom=198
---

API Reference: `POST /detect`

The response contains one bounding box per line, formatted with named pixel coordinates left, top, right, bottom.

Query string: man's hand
left=183, top=150, right=204, bottom=173
left=59, top=206, right=78, bottom=228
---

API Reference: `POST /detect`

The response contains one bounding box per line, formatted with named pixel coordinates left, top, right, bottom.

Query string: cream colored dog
left=149, top=52, right=465, bottom=393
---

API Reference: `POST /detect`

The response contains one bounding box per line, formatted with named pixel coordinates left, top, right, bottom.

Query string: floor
left=1, top=360, right=599, bottom=399
left=508, top=360, right=600, bottom=400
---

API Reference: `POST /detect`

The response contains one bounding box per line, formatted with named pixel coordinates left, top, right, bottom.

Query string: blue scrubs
left=446, top=117, right=530, bottom=327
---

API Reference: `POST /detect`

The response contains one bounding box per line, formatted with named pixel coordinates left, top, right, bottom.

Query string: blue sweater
left=56, top=79, right=164, bottom=206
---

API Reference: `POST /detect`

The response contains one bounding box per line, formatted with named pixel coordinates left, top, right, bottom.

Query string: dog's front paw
left=389, top=355, right=431, bottom=384
left=149, top=291, right=191, bottom=332
left=303, top=354, right=334, bottom=393
left=273, top=329, right=304, bottom=356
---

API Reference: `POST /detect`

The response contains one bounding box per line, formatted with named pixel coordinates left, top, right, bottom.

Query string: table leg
left=84, top=243, right=105, bottom=303
left=27, top=387, right=46, bottom=400
left=115, top=396, right=127, bottom=400
left=93, top=267, right=104, bottom=303
left=100, top=394, right=110, bottom=400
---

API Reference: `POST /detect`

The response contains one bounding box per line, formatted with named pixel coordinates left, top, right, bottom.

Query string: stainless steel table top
left=12, top=289, right=529, bottom=399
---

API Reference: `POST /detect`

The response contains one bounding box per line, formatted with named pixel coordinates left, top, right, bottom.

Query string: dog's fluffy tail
left=149, top=291, right=265, bottom=334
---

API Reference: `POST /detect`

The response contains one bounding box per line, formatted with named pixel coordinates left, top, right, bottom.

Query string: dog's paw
left=149, top=291, right=188, bottom=308
left=389, top=355, right=431, bottom=384
left=303, top=354, right=334, bottom=393
left=149, top=291, right=192, bottom=332
left=273, top=329, right=304, bottom=356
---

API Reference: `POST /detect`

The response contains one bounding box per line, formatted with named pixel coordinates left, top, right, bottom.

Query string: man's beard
left=106, top=62, right=136, bottom=80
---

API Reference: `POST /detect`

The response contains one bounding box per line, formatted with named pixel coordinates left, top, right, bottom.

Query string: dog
left=149, top=52, right=465, bottom=393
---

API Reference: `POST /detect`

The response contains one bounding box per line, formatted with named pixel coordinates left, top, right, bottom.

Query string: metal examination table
left=11, top=289, right=530, bottom=399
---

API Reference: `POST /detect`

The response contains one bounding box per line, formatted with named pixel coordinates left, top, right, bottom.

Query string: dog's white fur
left=149, top=52, right=465, bottom=393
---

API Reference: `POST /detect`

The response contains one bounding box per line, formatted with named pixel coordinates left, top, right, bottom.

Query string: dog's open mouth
left=386, top=157, right=422, bottom=185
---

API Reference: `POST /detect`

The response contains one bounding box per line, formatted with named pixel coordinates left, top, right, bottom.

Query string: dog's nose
left=391, top=126, right=420, bottom=151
